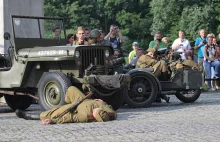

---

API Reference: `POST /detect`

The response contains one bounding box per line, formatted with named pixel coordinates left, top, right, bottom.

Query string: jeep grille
left=80, top=48, right=105, bottom=72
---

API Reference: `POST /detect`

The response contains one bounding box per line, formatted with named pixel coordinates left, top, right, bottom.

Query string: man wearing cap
left=128, top=42, right=139, bottom=63
left=53, top=26, right=61, bottom=39
left=136, top=48, right=168, bottom=79
left=15, top=86, right=117, bottom=124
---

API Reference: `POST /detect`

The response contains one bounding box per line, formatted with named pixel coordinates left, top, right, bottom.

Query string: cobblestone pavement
left=0, top=92, right=220, bottom=142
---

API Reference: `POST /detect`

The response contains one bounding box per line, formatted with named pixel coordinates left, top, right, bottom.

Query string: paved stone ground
left=0, top=92, right=220, bottom=142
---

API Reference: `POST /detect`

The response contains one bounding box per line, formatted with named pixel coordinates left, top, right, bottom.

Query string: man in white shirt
left=172, top=30, right=191, bottom=59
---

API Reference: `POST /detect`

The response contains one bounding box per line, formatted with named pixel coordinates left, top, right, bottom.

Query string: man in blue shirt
left=194, top=29, right=208, bottom=65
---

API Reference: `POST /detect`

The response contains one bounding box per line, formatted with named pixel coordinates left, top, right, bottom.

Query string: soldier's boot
left=15, top=109, right=40, bottom=120
left=161, top=71, right=169, bottom=81
left=160, top=94, right=170, bottom=103
left=154, top=95, right=162, bottom=103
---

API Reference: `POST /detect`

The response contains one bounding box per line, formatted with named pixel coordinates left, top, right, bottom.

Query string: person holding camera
left=149, top=32, right=167, bottom=51
left=171, top=30, right=191, bottom=59
left=203, top=35, right=220, bottom=90
left=104, top=24, right=124, bottom=50
left=72, top=26, right=89, bottom=45
left=194, top=29, right=208, bottom=65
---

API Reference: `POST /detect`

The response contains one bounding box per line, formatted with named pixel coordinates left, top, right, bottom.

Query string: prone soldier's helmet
left=90, top=29, right=101, bottom=38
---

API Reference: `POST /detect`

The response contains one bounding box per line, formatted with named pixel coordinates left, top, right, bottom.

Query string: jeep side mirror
left=4, top=32, right=11, bottom=40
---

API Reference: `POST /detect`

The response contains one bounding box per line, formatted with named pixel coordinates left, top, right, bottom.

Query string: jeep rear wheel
left=38, top=72, right=71, bottom=110
left=125, top=72, right=158, bottom=108
left=4, top=94, right=33, bottom=110
left=175, top=89, right=201, bottom=103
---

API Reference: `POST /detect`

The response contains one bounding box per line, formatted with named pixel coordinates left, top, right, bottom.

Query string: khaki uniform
left=169, top=59, right=203, bottom=77
left=170, top=59, right=203, bottom=71
left=40, top=86, right=116, bottom=124
left=136, top=54, right=167, bottom=77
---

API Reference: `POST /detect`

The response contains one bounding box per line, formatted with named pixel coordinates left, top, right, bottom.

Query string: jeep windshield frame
left=11, top=15, right=66, bottom=39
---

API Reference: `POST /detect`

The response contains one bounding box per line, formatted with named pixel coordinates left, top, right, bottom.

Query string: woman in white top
left=172, top=30, right=191, bottom=59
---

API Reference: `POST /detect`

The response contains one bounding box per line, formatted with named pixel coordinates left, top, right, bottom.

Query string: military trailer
left=0, top=15, right=130, bottom=111
left=119, top=50, right=204, bottom=108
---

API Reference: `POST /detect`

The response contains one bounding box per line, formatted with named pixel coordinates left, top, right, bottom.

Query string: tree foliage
left=44, top=0, right=220, bottom=53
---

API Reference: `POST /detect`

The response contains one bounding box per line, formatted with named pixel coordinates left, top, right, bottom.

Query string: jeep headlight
left=75, top=51, right=80, bottom=58
left=105, top=50, right=110, bottom=57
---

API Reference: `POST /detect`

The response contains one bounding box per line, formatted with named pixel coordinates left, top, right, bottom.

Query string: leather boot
left=15, top=109, right=40, bottom=120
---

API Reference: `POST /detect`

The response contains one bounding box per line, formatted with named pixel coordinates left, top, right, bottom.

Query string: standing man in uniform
left=53, top=26, right=61, bottom=39
left=72, top=27, right=89, bottom=45
left=16, top=86, right=117, bottom=124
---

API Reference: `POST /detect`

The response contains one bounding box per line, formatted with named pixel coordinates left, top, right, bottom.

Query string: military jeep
left=0, top=15, right=130, bottom=111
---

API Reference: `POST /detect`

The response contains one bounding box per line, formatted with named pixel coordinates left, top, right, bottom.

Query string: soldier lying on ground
left=15, top=86, right=117, bottom=125
left=136, top=48, right=168, bottom=80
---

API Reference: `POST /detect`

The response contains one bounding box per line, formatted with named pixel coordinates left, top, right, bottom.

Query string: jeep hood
left=18, top=46, right=76, bottom=57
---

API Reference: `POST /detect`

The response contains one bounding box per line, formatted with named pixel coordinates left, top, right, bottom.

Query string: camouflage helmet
left=90, top=29, right=101, bottom=38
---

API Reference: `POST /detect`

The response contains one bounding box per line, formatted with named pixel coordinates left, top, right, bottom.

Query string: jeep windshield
left=11, top=15, right=66, bottom=39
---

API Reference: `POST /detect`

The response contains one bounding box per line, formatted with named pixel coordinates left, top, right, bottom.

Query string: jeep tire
left=175, top=89, right=201, bottom=103
left=38, top=72, right=71, bottom=110
left=125, top=72, right=158, bottom=108
left=4, top=94, right=33, bottom=110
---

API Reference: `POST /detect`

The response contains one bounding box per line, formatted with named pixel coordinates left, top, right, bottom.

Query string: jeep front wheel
left=38, top=72, right=71, bottom=110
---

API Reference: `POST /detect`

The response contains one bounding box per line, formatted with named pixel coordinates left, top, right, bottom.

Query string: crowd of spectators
left=54, top=25, right=123, bottom=53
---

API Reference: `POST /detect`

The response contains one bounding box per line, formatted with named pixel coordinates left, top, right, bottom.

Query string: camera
left=156, top=38, right=162, bottom=42
left=203, top=40, right=207, bottom=44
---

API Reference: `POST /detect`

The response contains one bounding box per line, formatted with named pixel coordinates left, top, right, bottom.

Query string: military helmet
left=90, top=29, right=101, bottom=38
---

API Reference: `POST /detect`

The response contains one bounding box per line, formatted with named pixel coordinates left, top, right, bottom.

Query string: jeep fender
left=126, top=68, right=162, bottom=91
